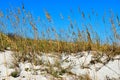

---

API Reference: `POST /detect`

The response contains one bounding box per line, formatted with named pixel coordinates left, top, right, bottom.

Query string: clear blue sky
left=0, top=0, right=120, bottom=41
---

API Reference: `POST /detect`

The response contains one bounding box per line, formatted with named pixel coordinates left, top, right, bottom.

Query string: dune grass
left=0, top=5, right=120, bottom=56
left=0, top=5, right=120, bottom=80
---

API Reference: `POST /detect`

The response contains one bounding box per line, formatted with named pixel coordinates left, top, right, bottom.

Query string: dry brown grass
left=0, top=5, right=120, bottom=57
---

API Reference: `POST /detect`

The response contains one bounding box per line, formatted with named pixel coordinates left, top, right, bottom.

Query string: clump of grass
left=10, top=71, right=20, bottom=78
left=78, top=74, right=91, bottom=80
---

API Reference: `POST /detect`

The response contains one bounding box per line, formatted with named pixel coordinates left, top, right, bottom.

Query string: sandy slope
left=0, top=51, right=120, bottom=80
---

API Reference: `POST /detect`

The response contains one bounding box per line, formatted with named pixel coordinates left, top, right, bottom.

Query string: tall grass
left=0, top=5, right=120, bottom=57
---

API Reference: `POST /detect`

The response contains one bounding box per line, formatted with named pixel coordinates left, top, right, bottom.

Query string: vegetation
left=0, top=3, right=120, bottom=80
left=0, top=4, right=120, bottom=56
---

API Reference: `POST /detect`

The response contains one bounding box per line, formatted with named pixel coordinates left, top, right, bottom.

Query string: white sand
left=0, top=51, right=120, bottom=80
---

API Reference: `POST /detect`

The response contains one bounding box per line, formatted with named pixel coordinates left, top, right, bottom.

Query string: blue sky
left=0, top=0, right=120, bottom=41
